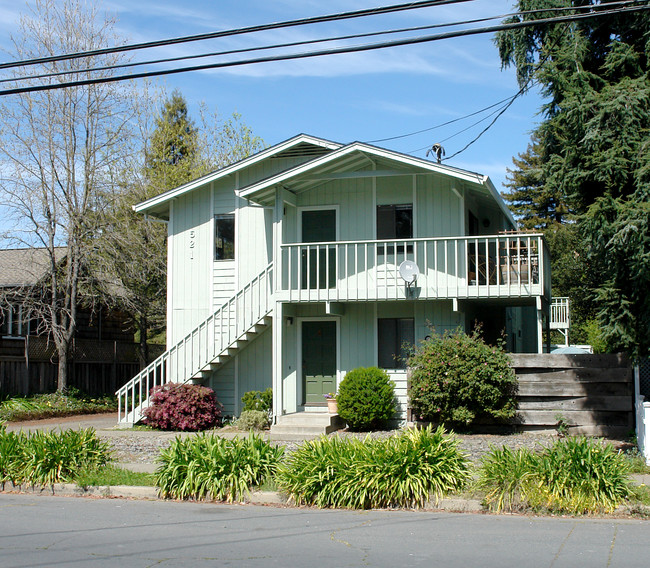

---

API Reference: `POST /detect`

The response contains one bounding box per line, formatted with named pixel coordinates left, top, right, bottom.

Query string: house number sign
left=189, top=230, right=195, bottom=260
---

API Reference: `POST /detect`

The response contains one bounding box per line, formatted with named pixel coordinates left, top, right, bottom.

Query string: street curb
left=1, top=484, right=483, bottom=511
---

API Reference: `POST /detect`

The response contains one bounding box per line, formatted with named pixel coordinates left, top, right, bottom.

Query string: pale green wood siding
left=238, top=156, right=324, bottom=188
left=237, top=328, right=272, bottom=415
left=296, top=177, right=374, bottom=242
left=416, top=175, right=462, bottom=238
left=237, top=196, right=272, bottom=285
left=213, top=179, right=237, bottom=310
left=169, top=186, right=213, bottom=344
left=208, top=358, right=236, bottom=416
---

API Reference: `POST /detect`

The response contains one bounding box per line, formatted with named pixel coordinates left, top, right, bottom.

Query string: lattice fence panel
left=640, top=358, right=650, bottom=398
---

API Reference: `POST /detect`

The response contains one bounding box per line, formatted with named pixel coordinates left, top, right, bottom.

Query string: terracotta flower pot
left=327, top=398, right=338, bottom=414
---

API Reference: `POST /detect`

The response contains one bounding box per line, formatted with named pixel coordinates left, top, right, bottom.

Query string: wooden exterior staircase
left=116, top=264, right=273, bottom=425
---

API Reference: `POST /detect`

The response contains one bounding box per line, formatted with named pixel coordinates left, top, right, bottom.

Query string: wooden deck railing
left=279, top=234, right=549, bottom=302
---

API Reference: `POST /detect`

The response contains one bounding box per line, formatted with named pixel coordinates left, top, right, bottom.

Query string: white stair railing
left=116, top=263, right=273, bottom=424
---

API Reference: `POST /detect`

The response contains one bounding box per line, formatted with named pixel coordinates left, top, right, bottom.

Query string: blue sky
left=0, top=0, right=545, bottom=191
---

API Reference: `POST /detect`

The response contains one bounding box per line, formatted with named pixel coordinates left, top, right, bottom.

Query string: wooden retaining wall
left=512, top=353, right=633, bottom=437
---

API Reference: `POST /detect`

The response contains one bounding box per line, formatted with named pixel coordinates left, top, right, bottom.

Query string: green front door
left=302, top=320, right=337, bottom=405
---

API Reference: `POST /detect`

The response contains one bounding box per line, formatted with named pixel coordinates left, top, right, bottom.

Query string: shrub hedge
left=408, top=328, right=517, bottom=428
left=336, top=367, right=396, bottom=430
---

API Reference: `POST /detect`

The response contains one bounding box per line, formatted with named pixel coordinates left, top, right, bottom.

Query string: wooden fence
left=512, top=353, right=633, bottom=437
left=0, top=336, right=165, bottom=397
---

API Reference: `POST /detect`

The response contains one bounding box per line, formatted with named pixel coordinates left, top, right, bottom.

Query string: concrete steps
left=270, top=411, right=345, bottom=441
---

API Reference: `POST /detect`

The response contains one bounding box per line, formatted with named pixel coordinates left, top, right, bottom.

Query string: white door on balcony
left=300, top=208, right=336, bottom=289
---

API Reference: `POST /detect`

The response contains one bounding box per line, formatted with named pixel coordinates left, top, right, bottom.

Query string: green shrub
left=477, top=437, right=633, bottom=514
left=241, top=388, right=273, bottom=414
left=155, top=433, right=284, bottom=501
left=336, top=367, right=396, bottom=430
left=235, top=410, right=270, bottom=430
left=277, top=426, right=471, bottom=509
left=0, top=427, right=111, bottom=487
left=143, top=383, right=222, bottom=431
left=407, top=328, right=517, bottom=428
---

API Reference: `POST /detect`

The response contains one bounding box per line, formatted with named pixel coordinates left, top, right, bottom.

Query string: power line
left=366, top=95, right=517, bottom=144
left=0, top=0, right=473, bottom=71
left=3, top=0, right=643, bottom=85
left=3, top=0, right=632, bottom=85
left=1, top=3, right=646, bottom=97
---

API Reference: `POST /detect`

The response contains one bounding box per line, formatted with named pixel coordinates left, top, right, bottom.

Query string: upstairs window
left=1, top=304, right=26, bottom=337
left=377, top=204, right=413, bottom=254
left=215, top=214, right=235, bottom=260
left=378, top=317, right=414, bottom=369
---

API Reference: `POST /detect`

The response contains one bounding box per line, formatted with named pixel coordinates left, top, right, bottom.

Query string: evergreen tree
left=503, top=132, right=569, bottom=230
left=96, top=91, right=264, bottom=366
left=145, top=90, right=199, bottom=193
left=496, top=1, right=650, bottom=355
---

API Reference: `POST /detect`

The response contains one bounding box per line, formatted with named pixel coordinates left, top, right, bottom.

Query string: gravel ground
left=101, top=428, right=629, bottom=466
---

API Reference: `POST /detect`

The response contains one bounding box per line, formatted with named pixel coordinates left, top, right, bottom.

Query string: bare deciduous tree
left=0, top=0, right=138, bottom=391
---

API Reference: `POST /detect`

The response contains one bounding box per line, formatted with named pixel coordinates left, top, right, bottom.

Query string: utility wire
left=0, top=0, right=473, bottom=70
left=366, top=95, right=517, bottom=143
left=2, top=0, right=636, bottom=85
left=0, top=3, right=646, bottom=96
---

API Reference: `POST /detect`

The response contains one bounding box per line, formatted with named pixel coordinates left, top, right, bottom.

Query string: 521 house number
left=189, top=230, right=196, bottom=259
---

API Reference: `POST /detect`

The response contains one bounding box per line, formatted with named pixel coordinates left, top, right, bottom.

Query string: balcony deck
left=278, top=234, right=550, bottom=303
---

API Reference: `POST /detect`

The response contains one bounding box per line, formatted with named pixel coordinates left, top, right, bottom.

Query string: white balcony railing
left=279, top=234, right=549, bottom=302
left=550, top=297, right=570, bottom=330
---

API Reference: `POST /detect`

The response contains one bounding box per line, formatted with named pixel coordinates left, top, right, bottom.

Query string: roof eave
left=133, top=134, right=342, bottom=217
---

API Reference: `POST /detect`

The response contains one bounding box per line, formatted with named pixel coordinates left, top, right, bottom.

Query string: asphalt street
left=1, top=494, right=649, bottom=568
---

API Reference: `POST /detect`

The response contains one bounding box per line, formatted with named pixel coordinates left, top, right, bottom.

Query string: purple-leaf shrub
left=143, top=383, right=222, bottom=431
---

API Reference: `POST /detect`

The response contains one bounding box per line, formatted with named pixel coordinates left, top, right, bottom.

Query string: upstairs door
left=300, top=208, right=336, bottom=289
left=301, top=320, right=337, bottom=405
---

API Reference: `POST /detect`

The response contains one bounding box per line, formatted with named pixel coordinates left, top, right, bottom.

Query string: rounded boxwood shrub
left=407, top=328, right=517, bottom=428
left=337, top=367, right=396, bottom=430
left=235, top=409, right=270, bottom=431
left=143, top=383, right=222, bottom=431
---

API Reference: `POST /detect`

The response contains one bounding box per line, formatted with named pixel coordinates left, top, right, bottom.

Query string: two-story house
left=117, top=134, right=551, bottom=427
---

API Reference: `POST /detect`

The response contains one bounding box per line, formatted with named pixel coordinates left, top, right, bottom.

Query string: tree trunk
left=138, top=313, right=149, bottom=369
left=57, top=345, right=68, bottom=392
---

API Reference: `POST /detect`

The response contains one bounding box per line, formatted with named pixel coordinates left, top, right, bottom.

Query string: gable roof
left=0, top=247, right=66, bottom=288
left=134, top=134, right=341, bottom=220
left=134, top=134, right=514, bottom=226
left=237, top=141, right=515, bottom=225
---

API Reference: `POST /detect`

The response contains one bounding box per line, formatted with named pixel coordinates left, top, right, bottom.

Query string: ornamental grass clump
left=155, top=433, right=284, bottom=502
left=277, top=426, right=471, bottom=509
left=336, top=367, right=396, bottom=430
left=0, top=427, right=111, bottom=488
left=143, top=383, right=222, bottom=431
left=408, top=328, right=517, bottom=428
left=477, top=437, right=633, bottom=514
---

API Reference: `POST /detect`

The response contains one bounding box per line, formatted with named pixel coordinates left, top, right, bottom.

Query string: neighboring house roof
left=0, top=247, right=66, bottom=288
left=134, top=133, right=341, bottom=220
left=134, top=134, right=515, bottom=226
